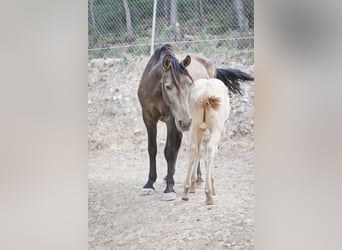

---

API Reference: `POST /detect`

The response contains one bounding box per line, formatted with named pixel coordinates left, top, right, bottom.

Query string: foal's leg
left=182, top=128, right=204, bottom=200
left=141, top=113, right=158, bottom=196
left=182, top=129, right=198, bottom=200
left=196, top=162, right=204, bottom=188
left=162, top=121, right=182, bottom=201
left=196, top=126, right=207, bottom=184
left=190, top=140, right=202, bottom=193
left=205, top=129, right=221, bottom=205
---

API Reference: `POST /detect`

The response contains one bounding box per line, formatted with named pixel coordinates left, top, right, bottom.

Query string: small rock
left=134, top=129, right=142, bottom=136
left=245, top=218, right=254, bottom=226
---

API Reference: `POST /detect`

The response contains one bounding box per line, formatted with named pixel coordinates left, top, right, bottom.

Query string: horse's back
left=176, top=54, right=216, bottom=80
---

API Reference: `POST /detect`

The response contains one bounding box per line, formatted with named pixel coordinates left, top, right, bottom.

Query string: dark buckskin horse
left=138, top=44, right=253, bottom=201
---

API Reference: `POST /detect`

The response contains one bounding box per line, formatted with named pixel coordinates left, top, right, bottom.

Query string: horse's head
left=161, top=54, right=193, bottom=132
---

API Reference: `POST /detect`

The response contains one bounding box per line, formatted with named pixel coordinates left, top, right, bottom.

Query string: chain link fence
left=88, top=0, right=254, bottom=64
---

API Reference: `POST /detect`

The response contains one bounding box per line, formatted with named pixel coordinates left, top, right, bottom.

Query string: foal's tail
left=215, top=68, right=254, bottom=95
left=197, top=95, right=221, bottom=130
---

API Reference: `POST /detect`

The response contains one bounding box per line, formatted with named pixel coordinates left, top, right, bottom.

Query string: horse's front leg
left=141, top=114, right=157, bottom=196
left=162, top=122, right=182, bottom=201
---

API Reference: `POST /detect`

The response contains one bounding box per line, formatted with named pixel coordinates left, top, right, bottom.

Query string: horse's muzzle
left=177, top=118, right=192, bottom=132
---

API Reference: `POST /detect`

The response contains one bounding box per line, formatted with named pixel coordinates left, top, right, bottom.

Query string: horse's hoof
left=140, top=188, right=154, bottom=196
left=161, top=192, right=176, bottom=201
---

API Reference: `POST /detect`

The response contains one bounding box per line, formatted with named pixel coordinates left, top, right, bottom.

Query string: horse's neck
left=146, top=60, right=163, bottom=94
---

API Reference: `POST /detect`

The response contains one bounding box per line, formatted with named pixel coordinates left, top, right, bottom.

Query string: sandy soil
left=88, top=54, right=254, bottom=249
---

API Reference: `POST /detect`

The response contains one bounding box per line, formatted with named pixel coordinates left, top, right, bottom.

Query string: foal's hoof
left=205, top=191, right=214, bottom=205
left=190, top=183, right=196, bottom=193
left=140, top=188, right=154, bottom=196
left=182, top=188, right=190, bottom=201
left=206, top=199, right=214, bottom=205
left=161, top=192, right=176, bottom=201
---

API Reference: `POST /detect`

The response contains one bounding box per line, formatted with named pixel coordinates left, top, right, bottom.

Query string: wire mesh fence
left=88, top=0, right=254, bottom=64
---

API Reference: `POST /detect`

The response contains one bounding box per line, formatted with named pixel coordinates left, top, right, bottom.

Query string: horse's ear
left=163, top=55, right=171, bottom=70
left=181, top=55, right=191, bottom=68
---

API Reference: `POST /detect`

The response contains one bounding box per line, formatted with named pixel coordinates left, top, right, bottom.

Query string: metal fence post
left=150, top=0, right=158, bottom=55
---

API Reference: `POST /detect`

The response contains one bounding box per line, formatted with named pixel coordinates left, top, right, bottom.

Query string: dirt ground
left=88, top=54, right=254, bottom=249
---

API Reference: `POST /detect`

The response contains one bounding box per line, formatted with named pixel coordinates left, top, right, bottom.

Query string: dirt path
left=88, top=56, right=254, bottom=249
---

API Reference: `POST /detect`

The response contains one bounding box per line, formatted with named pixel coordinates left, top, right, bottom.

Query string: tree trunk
left=198, top=0, right=204, bottom=28
left=163, top=0, right=170, bottom=25
left=90, top=0, right=99, bottom=47
left=246, top=1, right=254, bottom=30
left=234, top=0, right=248, bottom=49
left=170, top=0, right=181, bottom=41
left=123, top=0, right=134, bottom=43
left=234, top=0, right=247, bottom=33
left=159, top=0, right=170, bottom=25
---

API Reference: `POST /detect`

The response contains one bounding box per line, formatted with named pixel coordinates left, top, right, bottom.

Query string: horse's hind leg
left=141, top=113, right=157, bottom=196
left=162, top=122, right=182, bottom=201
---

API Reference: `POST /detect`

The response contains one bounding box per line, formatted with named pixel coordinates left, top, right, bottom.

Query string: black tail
left=216, top=68, right=254, bottom=95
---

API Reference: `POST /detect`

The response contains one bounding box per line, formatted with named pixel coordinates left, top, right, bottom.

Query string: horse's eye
left=166, top=85, right=172, bottom=90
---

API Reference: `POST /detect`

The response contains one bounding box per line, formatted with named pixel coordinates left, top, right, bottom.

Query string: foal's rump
left=190, top=79, right=230, bottom=131
left=197, top=95, right=221, bottom=111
